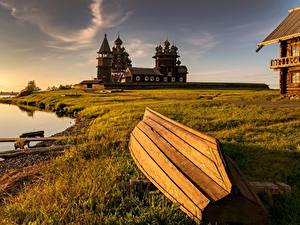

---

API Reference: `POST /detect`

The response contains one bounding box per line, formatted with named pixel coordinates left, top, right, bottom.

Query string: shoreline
left=0, top=100, right=82, bottom=201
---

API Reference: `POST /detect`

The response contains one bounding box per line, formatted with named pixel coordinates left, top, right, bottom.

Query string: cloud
left=196, top=69, right=233, bottom=76
left=183, top=32, right=219, bottom=58
left=126, top=39, right=155, bottom=59
left=0, top=0, right=131, bottom=50
left=45, top=0, right=103, bottom=44
left=186, top=33, right=219, bottom=49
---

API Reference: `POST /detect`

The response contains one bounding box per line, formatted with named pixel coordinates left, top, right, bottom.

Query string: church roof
left=98, top=34, right=111, bottom=54
left=115, top=36, right=123, bottom=46
left=126, top=67, right=163, bottom=77
left=257, top=7, right=300, bottom=51
left=80, top=79, right=103, bottom=84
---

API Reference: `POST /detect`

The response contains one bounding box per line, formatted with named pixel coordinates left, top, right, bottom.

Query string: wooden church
left=257, top=7, right=300, bottom=96
left=75, top=33, right=188, bottom=89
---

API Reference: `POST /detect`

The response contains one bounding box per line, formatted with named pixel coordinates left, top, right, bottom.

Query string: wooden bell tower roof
left=98, top=33, right=111, bottom=54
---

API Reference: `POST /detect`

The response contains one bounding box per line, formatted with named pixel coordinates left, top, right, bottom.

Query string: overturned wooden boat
left=129, top=108, right=268, bottom=225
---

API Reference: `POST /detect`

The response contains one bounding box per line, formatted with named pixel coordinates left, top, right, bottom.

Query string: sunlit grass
left=0, top=89, right=300, bottom=224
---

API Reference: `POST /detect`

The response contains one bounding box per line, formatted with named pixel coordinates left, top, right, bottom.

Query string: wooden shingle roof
left=126, top=67, right=163, bottom=76
left=98, top=34, right=111, bottom=54
left=257, top=7, right=300, bottom=50
left=79, top=80, right=103, bottom=84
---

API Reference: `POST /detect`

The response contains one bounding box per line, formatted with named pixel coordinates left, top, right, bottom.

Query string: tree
left=25, top=80, right=40, bottom=92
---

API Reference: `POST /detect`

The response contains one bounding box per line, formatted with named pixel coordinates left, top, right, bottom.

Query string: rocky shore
left=0, top=114, right=87, bottom=202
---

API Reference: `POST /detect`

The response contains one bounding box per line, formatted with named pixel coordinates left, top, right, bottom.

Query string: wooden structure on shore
left=129, top=108, right=267, bottom=224
left=0, top=137, right=61, bottom=143
left=257, top=7, right=300, bottom=96
left=0, top=146, right=66, bottom=159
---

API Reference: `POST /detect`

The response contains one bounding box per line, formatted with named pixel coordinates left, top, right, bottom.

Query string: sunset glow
left=0, top=0, right=299, bottom=91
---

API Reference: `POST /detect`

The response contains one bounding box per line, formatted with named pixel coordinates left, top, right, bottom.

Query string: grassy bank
left=1, top=89, right=300, bottom=224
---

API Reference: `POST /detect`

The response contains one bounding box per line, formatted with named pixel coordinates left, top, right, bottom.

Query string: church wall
left=127, top=74, right=186, bottom=83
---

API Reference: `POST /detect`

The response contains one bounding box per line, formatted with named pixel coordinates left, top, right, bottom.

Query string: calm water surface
left=0, top=103, right=74, bottom=152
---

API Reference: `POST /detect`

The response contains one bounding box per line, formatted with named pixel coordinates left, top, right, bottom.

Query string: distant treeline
left=0, top=91, right=18, bottom=95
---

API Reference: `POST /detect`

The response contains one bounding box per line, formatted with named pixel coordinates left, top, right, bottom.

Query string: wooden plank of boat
left=143, top=108, right=231, bottom=191
left=129, top=108, right=267, bottom=224
left=130, top=136, right=204, bottom=223
left=129, top=108, right=231, bottom=222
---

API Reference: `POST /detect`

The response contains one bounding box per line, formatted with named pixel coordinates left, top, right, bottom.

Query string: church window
left=171, top=77, right=176, bottom=82
left=156, top=77, right=160, bottom=82
left=150, top=76, right=154, bottom=81
left=136, top=76, right=141, bottom=81
left=164, top=77, right=168, bottom=82
left=292, top=72, right=300, bottom=83
left=145, top=76, right=149, bottom=81
left=179, top=77, right=183, bottom=82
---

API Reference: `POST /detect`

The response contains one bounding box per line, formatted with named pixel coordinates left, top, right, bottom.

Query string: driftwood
left=250, top=181, right=291, bottom=196
left=14, top=131, right=45, bottom=149
left=0, top=145, right=67, bottom=159
left=0, top=137, right=63, bottom=143
left=0, top=136, right=65, bottom=150
left=19, top=130, right=44, bottom=138
left=129, top=108, right=268, bottom=225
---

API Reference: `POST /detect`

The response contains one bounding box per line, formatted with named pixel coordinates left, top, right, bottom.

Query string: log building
left=96, top=34, right=188, bottom=84
left=75, top=33, right=188, bottom=89
left=122, top=40, right=188, bottom=83
left=257, top=7, right=300, bottom=96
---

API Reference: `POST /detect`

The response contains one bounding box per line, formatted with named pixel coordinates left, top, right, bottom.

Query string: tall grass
left=1, top=89, right=300, bottom=224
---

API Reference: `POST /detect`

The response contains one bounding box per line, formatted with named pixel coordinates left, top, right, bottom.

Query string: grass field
left=1, top=89, right=300, bottom=225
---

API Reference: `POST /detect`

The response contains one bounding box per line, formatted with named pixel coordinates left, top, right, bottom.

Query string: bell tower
left=97, top=34, right=112, bottom=83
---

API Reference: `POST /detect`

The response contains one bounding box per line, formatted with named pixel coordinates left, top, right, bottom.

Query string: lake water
left=0, top=103, right=75, bottom=152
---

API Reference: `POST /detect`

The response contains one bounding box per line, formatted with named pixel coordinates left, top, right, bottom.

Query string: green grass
left=1, top=89, right=300, bottom=224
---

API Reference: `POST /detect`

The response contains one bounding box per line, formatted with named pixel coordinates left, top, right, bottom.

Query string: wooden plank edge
left=129, top=137, right=203, bottom=224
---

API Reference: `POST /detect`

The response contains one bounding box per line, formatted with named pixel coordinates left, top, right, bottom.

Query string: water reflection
left=0, top=104, right=74, bottom=152
left=18, top=105, right=35, bottom=117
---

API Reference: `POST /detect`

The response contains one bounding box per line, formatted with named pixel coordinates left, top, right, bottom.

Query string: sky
left=0, top=0, right=299, bottom=91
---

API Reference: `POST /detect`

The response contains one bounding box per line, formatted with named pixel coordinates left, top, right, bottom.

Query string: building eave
left=258, top=32, right=300, bottom=47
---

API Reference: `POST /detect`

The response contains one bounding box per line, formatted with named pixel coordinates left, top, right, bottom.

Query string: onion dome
left=156, top=45, right=163, bottom=53
left=115, top=36, right=123, bottom=46
left=164, top=40, right=171, bottom=53
left=164, top=39, right=170, bottom=48
left=171, top=45, right=178, bottom=53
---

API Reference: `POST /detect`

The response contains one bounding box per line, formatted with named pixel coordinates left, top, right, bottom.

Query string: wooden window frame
left=292, top=72, right=300, bottom=83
